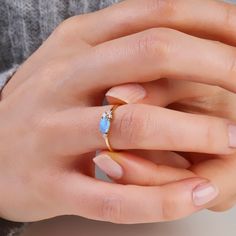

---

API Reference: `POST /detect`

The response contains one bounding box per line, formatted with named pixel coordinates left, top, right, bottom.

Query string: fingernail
left=93, top=154, right=123, bottom=179
left=228, top=125, right=236, bottom=148
left=106, top=84, right=147, bottom=104
left=193, top=182, right=219, bottom=206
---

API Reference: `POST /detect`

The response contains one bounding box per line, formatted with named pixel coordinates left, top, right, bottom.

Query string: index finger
left=68, top=0, right=236, bottom=46
left=65, top=27, right=236, bottom=94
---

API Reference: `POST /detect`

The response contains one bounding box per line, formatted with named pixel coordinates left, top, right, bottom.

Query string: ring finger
left=41, top=104, right=235, bottom=157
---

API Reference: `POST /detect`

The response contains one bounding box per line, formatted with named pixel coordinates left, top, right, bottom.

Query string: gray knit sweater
left=0, top=0, right=236, bottom=236
left=0, top=0, right=120, bottom=91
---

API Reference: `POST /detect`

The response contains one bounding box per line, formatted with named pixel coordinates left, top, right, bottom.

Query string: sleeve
left=0, top=65, right=19, bottom=93
left=0, top=219, right=26, bottom=236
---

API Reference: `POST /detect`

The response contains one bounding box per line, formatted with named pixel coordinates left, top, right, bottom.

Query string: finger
left=93, top=151, right=194, bottom=185
left=93, top=151, right=236, bottom=211
left=69, top=0, right=236, bottom=46
left=106, top=81, right=172, bottom=107
left=106, top=80, right=221, bottom=107
left=190, top=156, right=236, bottom=211
left=70, top=28, right=236, bottom=94
left=45, top=104, right=235, bottom=156
left=61, top=173, right=218, bottom=223
left=129, top=150, right=191, bottom=169
left=106, top=80, right=236, bottom=117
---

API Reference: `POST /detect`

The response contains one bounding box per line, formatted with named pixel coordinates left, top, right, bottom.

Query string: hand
left=102, top=0, right=236, bottom=211
left=103, top=66, right=236, bottom=211
left=1, top=0, right=236, bottom=224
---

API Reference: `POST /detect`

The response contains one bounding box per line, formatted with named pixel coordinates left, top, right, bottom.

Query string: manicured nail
left=193, top=182, right=219, bottom=206
left=93, top=154, right=123, bottom=179
left=228, top=125, right=236, bottom=148
left=106, top=84, right=147, bottom=104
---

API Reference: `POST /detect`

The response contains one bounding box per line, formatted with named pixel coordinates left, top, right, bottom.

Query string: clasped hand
left=1, top=0, right=236, bottom=224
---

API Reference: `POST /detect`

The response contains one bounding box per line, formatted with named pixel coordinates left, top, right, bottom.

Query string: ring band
left=99, top=105, right=119, bottom=152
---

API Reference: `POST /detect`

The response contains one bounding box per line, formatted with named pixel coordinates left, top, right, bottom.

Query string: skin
left=106, top=80, right=236, bottom=212
left=1, top=0, right=236, bottom=223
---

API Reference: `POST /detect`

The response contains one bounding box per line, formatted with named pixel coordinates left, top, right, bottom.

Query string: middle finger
left=68, top=28, right=236, bottom=95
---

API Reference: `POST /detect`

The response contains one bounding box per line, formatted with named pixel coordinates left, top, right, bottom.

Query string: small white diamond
left=106, top=111, right=113, bottom=119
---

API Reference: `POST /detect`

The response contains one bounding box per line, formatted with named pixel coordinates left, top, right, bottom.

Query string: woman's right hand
left=1, top=0, right=236, bottom=224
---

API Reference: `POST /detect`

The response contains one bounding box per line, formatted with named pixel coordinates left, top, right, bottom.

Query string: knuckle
left=117, top=106, right=140, bottom=145
left=227, top=49, right=236, bottom=81
left=35, top=170, right=61, bottom=202
left=39, top=60, right=70, bottom=92
left=160, top=199, right=172, bottom=221
left=40, top=61, right=65, bottom=82
left=53, top=15, right=85, bottom=40
left=36, top=115, right=59, bottom=143
left=202, top=118, right=222, bottom=154
left=117, top=105, right=151, bottom=146
left=115, top=0, right=177, bottom=38
left=160, top=195, right=182, bottom=221
left=223, top=4, right=236, bottom=33
left=35, top=114, right=69, bottom=155
left=201, top=118, right=215, bottom=151
left=37, top=115, right=55, bottom=132
left=145, top=0, right=177, bottom=19
left=100, top=193, right=123, bottom=223
left=134, top=28, right=172, bottom=62
left=53, top=18, right=74, bottom=40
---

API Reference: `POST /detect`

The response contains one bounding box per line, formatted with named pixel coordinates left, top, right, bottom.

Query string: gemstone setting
left=99, top=105, right=119, bottom=152
left=100, top=115, right=111, bottom=134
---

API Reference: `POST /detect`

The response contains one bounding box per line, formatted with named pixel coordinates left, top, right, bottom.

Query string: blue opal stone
left=100, top=116, right=111, bottom=134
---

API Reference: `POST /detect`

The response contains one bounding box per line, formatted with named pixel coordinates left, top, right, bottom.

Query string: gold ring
left=99, top=105, right=119, bottom=152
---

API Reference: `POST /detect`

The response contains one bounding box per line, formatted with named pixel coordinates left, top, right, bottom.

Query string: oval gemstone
left=100, top=117, right=110, bottom=134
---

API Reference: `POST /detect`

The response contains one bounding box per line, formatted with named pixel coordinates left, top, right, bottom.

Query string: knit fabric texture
left=0, top=64, right=18, bottom=92
left=0, top=0, right=120, bottom=72
left=0, top=0, right=122, bottom=93
left=0, top=219, right=27, bottom=236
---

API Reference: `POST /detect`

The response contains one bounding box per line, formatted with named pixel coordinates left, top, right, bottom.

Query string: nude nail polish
left=228, top=125, right=236, bottom=148
left=193, top=182, right=219, bottom=206
left=106, top=84, right=147, bottom=104
left=93, top=154, right=123, bottom=179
